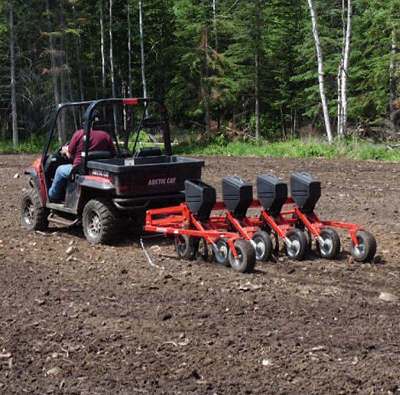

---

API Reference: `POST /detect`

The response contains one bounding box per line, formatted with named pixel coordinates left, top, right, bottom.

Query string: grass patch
left=173, top=136, right=400, bottom=162
left=1, top=133, right=400, bottom=162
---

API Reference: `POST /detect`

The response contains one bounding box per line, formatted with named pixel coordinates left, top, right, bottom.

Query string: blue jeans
left=48, top=164, right=73, bottom=201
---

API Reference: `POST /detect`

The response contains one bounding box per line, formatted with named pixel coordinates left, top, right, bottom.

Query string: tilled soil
left=1, top=154, right=400, bottom=394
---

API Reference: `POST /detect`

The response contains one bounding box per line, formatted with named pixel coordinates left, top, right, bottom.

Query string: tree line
left=0, top=0, right=399, bottom=147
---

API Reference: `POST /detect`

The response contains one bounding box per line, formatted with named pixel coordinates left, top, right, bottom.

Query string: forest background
left=0, top=0, right=399, bottom=151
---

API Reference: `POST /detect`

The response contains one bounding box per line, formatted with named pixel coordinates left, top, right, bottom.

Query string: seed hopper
left=144, top=173, right=377, bottom=273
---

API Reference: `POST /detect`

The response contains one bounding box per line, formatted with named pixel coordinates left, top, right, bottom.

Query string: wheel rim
left=353, top=238, right=365, bottom=258
left=230, top=249, right=244, bottom=269
left=287, top=238, right=300, bottom=258
left=320, top=236, right=333, bottom=256
left=176, top=236, right=187, bottom=255
left=254, top=237, right=266, bottom=260
left=23, top=198, right=35, bottom=226
left=87, top=210, right=102, bottom=240
left=215, top=242, right=228, bottom=263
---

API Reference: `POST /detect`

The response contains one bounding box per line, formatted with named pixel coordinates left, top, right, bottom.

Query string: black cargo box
left=86, top=156, right=204, bottom=197
left=290, top=172, right=321, bottom=213
left=257, top=174, right=288, bottom=216
left=185, top=180, right=216, bottom=220
left=222, top=176, right=253, bottom=218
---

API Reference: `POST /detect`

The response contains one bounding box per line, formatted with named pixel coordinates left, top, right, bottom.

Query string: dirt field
left=1, top=153, right=400, bottom=394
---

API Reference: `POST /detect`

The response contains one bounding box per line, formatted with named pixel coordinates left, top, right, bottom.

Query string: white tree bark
left=307, top=0, right=333, bottom=143
left=100, top=0, right=106, bottom=95
left=339, top=0, right=352, bottom=136
left=109, top=0, right=116, bottom=98
left=139, top=0, right=147, bottom=99
left=9, top=0, right=18, bottom=147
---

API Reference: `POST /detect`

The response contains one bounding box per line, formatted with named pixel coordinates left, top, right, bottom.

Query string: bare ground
left=1, top=154, right=400, bottom=394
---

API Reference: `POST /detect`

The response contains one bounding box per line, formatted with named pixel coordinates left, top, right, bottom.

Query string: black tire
left=20, top=188, right=49, bottom=231
left=228, top=240, right=256, bottom=273
left=82, top=198, right=120, bottom=244
left=350, top=230, right=377, bottom=263
left=252, top=231, right=273, bottom=262
left=174, top=235, right=198, bottom=260
left=316, top=228, right=341, bottom=259
left=284, top=228, right=309, bottom=261
left=198, top=238, right=210, bottom=262
left=212, top=238, right=230, bottom=267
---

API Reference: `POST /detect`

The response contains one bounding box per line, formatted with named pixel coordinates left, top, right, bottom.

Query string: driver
left=48, top=110, right=117, bottom=202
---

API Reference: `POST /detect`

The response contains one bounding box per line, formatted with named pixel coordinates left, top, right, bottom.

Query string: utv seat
left=134, top=147, right=162, bottom=157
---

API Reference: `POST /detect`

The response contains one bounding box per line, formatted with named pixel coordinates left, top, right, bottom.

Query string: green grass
left=173, top=136, right=400, bottom=162
left=0, top=134, right=50, bottom=154
left=1, top=133, right=400, bottom=162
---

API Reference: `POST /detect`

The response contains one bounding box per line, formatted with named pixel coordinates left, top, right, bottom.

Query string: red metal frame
left=145, top=193, right=365, bottom=259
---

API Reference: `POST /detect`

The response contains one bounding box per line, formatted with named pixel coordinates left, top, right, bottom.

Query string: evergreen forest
left=0, top=0, right=399, bottom=147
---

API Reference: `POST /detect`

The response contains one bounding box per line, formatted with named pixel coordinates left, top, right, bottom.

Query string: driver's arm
left=61, top=145, right=73, bottom=160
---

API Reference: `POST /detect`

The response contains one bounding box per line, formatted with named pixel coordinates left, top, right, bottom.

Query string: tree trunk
left=46, top=0, right=63, bottom=145
left=72, top=5, right=84, bottom=101
left=203, top=27, right=211, bottom=139
left=109, top=0, right=118, bottom=135
left=9, top=0, right=18, bottom=147
left=340, top=0, right=352, bottom=136
left=127, top=1, right=133, bottom=98
left=390, top=18, right=398, bottom=133
left=337, top=0, right=345, bottom=136
left=212, top=0, right=218, bottom=51
left=59, top=0, right=67, bottom=142
left=100, top=0, right=106, bottom=96
left=254, top=1, right=260, bottom=141
left=139, top=0, right=147, bottom=99
left=307, top=0, right=333, bottom=143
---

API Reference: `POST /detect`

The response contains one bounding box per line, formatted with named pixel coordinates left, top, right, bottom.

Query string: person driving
left=48, top=110, right=117, bottom=202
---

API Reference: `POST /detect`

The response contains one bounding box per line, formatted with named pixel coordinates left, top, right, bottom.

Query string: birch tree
left=138, top=0, right=147, bottom=99
left=337, top=0, right=352, bottom=136
left=307, top=0, right=333, bottom=143
left=9, top=0, right=18, bottom=147
left=99, top=0, right=106, bottom=95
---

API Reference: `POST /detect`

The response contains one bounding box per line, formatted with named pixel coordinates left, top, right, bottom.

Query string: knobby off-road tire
left=252, top=231, right=273, bottom=262
left=228, top=240, right=256, bottom=273
left=174, top=235, right=198, bottom=261
left=82, top=198, right=120, bottom=244
left=284, top=228, right=309, bottom=261
left=316, top=228, right=341, bottom=259
left=350, top=230, right=377, bottom=263
left=20, top=188, right=49, bottom=231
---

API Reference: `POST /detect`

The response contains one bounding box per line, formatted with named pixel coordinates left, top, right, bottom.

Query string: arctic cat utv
left=20, top=98, right=204, bottom=244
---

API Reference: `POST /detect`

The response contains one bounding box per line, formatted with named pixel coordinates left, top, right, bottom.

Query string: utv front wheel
left=20, top=188, right=49, bottom=231
left=82, top=198, right=119, bottom=244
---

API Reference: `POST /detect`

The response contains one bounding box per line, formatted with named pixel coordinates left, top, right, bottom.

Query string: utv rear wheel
left=82, top=198, right=119, bottom=244
left=20, top=188, right=49, bottom=231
